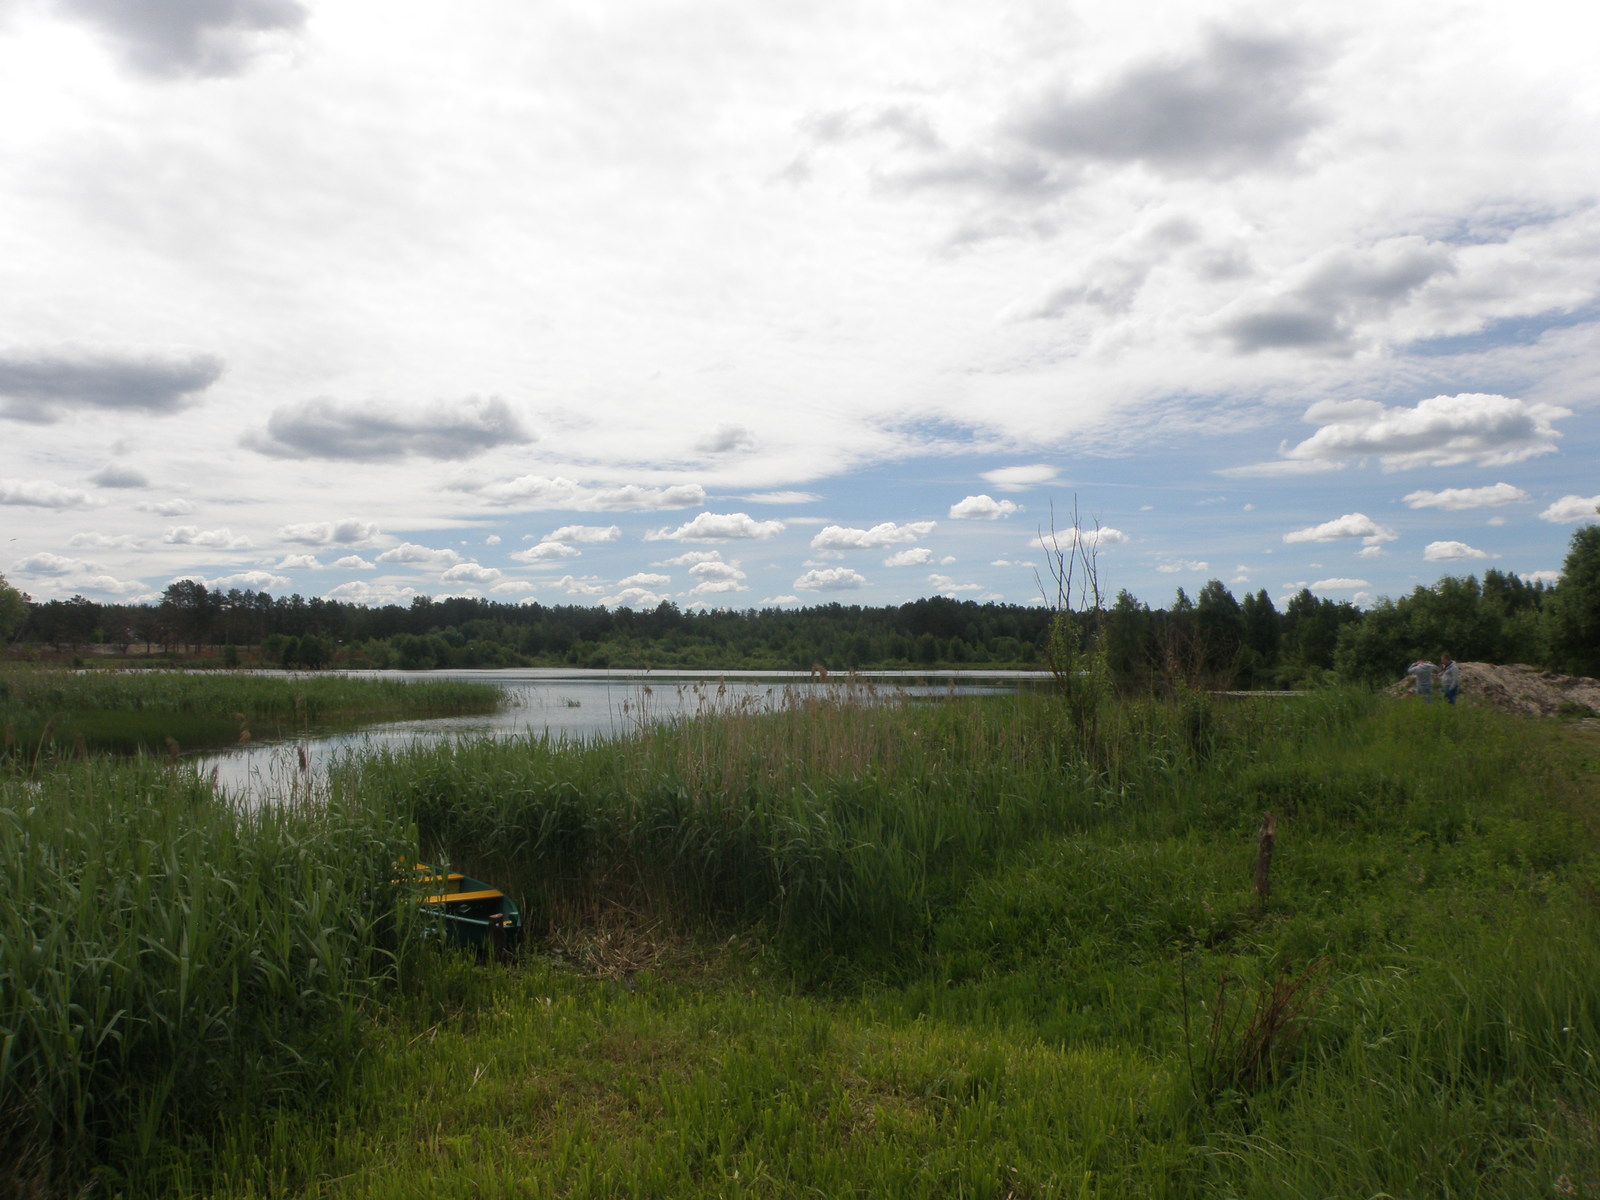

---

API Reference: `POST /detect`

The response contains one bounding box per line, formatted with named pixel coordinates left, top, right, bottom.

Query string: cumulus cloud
left=618, top=572, right=671, bottom=588
left=794, top=567, right=867, bottom=591
left=1539, top=495, right=1600, bottom=523
left=688, top=560, right=745, bottom=584
left=375, top=542, right=463, bottom=567
left=928, top=573, right=984, bottom=593
left=204, top=570, right=288, bottom=592
left=90, top=464, right=150, bottom=489
left=545, top=525, right=621, bottom=544
left=510, top=542, right=581, bottom=564
left=884, top=547, right=934, bottom=567
left=1275, top=394, right=1570, bottom=471
left=1283, top=513, right=1397, bottom=546
left=599, top=587, right=669, bottom=610
left=275, top=554, right=322, bottom=570
left=58, top=0, right=308, bottom=79
left=1156, top=559, right=1208, bottom=573
left=330, top=555, right=374, bottom=570
left=1308, top=577, right=1369, bottom=590
left=475, top=476, right=706, bottom=511
left=441, top=562, right=503, bottom=584
left=662, top=550, right=727, bottom=566
left=14, top=552, right=83, bottom=575
left=653, top=512, right=785, bottom=542
left=1402, top=483, right=1530, bottom=510
left=324, top=580, right=418, bottom=605
left=1520, top=570, right=1561, bottom=585
left=163, top=526, right=250, bottom=549
left=1424, top=541, right=1495, bottom=562
left=0, top=479, right=100, bottom=508
left=982, top=465, right=1061, bottom=491
left=811, top=521, right=935, bottom=550
left=247, top=396, right=531, bottom=462
left=0, top=349, right=223, bottom=423
left=278, top=519, right=381, bottom=546
left=1030, top=526, right=1129, bottom=551
left=553, top=575, right=607, bottom=597
left=949, top=495, right=1020, bottom=520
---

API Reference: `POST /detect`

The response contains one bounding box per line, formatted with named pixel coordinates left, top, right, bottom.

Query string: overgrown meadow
left=3, top=672, right=1598, bottom=1197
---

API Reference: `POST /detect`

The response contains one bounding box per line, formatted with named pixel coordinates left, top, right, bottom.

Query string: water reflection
left=194, top=668, right=1042, bottom=801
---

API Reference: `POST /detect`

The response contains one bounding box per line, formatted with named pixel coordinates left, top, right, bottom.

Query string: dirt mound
left=1393, top=661, right=1600, bottom=718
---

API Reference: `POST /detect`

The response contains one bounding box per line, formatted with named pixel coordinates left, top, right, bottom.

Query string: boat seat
left=425, top=889, right=504, bottom=904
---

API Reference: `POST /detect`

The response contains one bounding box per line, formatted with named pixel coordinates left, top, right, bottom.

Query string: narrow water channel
left=194, top=668, right=1045, bottom=801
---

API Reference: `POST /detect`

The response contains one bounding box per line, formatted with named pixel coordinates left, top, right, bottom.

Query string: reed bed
left=0, top=667, right=500, bottom=758
left=0, top=752, right=426, bottom=1186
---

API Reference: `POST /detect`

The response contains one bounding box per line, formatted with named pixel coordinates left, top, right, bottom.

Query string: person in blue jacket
left=1438, top=652, right=1460, bottom=705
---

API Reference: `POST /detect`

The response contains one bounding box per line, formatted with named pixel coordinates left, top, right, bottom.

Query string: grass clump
left=0, top=666, right=500, bottom=758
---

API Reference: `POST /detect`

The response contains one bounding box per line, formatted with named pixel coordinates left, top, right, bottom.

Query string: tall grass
left=0, top=752, right=425, bottom=1187
left=0, top=667, right=500, bottom=757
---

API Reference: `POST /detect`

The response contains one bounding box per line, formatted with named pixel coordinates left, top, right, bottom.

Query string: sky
left=3, top=0, right=1599, bottom=615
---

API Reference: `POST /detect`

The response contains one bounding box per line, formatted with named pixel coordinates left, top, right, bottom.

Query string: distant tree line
left=6, top=523, right=1598, bottom=684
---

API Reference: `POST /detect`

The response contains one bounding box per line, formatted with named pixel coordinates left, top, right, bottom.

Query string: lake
left=194, top=667, right=1047, bottom=800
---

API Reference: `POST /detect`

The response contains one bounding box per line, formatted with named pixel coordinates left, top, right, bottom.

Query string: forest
left=5, top=523, right=1598, bottom=686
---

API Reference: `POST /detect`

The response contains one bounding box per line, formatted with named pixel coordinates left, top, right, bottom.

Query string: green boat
left=411, top=864, right=522, bottom=956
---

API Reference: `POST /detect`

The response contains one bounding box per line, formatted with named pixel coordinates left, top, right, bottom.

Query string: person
left=1406, top=657, right=1436, bottom=703
left=1439, top=652, right=1460, bottom=705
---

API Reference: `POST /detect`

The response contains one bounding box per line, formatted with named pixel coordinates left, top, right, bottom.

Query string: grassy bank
left=5, top=685, right=1599, bottom=1196
left=0, top=667, right=501, bottom=757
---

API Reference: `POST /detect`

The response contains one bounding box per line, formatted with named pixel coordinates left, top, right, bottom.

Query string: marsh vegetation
left=2, top=668, right=1598, bottom=1197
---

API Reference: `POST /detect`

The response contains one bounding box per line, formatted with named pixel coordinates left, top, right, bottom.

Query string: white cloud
left=811, top=521, right=936, bottom=550
left=278, top=519, right=381, bottom=546
left=324, top=580, right=418, bottom=605
left=1520, top=570, right=1561, bottom=585
left=331, top=554, right=374, bottom=569
left=511, top=541, right=581, bottom=564
left=1277, top=394, right=1570, bottom=471
left=618, top=572, right=671, bottom=588
left=441, top=562, right=504, bottom=584
left=981, top=465, right=1060, bottom=491
left=14, top=552, right=84, bottom=575
left=689, top=560, right=745, bottom=584
left=205, top=570, right=289, bottom=592
left=1357, top=544, right=1387, bottom=559
left=739, top=491, right=819, bottom=505
left=163, top=526, right=251, bottom=549
left=545, top=524, right=622, bottom=543
left=275, top=554, right=322, bottom=569
left=949, top=495, right=1020, bottom=520
left=884, top=547, right=935, bottom=567
left=928, top=573, right=984, bottom=593
left=794, top=567, right=867, bottom=591
left=1029, top=527, right=1129, bottom=551
left=375, top=542, right=463, bottom=566
left=138, top=499, right=197, bottom=516
left=0, top=479, right=100, bottom=509
left=1423, top=540, right=1495, bottom=562
left=1402, top=483, right=1529, bottom=510
left=662, top=550, right=727, bottom=566
left=68, top=532, right=142, bottom=550
left=1539, top=495, right=1600, bottom=523
left=654, top=512, right=785, bottom=542
left=553, top=575, right=607, bottom=597
left=476, top=477, right=706, bottom=511
left=600, top=587, right=670, bottom=610
left=1309, top=577, right=1369, bottom=590
left=1283, top=513, right=1396, bottom=546
left=1156, top=559, right=1208, bottom=573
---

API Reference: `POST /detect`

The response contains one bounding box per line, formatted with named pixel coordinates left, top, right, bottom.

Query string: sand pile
left=1394, top=661, right=1600, bottom=718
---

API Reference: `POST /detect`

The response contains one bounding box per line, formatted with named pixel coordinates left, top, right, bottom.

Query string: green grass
left=6, top=684, right=1600, bottom=1196
left=0, top=666, right=501, bottom=757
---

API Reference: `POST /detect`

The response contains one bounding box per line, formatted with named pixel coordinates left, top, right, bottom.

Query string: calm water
left=193, top=668, right=1045, bottom=801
